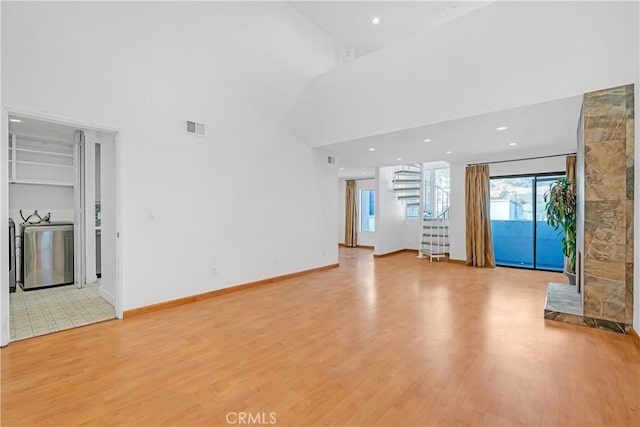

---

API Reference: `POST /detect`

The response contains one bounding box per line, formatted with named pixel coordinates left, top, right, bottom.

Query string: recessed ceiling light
left=496, top=126, right=508, bottom=131
left=339, top=167, right=344, bottom=170
left=372, top=17, right=380, bottom=25
left=446, top=151, right=453, bottom=154
left=423, top=138, right=432, bottom=142
left=9, top=118, right=21, bottom=123
left=361, top=172, right=367, bottom=174
left=396, top=157, right=402, bottom=161
left=509, top=142, right=517, bottom=146
left=368, top=148, right=375, bottom=151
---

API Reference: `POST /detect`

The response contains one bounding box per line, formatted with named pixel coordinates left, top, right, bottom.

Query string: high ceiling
left=290, top=2, right=582, bottom=180
left=328, top=95, right=583, bottom=179
left=290, top=1, right=490, bottom=58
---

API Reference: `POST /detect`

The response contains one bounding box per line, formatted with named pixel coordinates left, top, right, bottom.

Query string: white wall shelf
left=14, top=160, right=75, bottom=169
left=14, top=147, right=74, bottom=157
left=8, top=133, right=76, bottom=187
left=9, top=179, right=75, bottom=187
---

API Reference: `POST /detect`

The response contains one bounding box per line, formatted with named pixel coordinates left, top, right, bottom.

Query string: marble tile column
left=581, top=84, right=634, bottom=332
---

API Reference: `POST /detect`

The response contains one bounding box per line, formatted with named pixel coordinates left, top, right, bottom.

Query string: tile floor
left=545, top=281, right=583, bottom=315
left=9, top=282, right=116, bottom=341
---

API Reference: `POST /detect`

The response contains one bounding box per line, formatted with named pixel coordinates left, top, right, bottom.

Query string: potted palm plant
left=544, top=178, right=577, bottom=285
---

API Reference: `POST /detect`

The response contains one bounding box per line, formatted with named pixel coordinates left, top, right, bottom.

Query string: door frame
left=74, top=131, right=87, bottom=289
left=0, top=107, right=124, bottom=346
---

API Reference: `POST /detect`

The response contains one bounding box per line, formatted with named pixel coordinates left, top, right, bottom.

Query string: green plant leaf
left=544, top=178, right=577, bottom=272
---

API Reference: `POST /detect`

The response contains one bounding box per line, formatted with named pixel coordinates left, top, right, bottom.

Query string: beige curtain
left=566, top=155, right=576, bottom=184
left=465, top=165, right=496, bottom=267
left=345, top=180, right=358, bottom=247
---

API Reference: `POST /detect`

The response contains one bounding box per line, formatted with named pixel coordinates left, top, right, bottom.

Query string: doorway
left=1, top=111, right=121, bottom=344
left=489, top=172, right=566, bottom=271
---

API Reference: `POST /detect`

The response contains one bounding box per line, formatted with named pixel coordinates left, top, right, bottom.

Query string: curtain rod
left=467, top=152, right=577, bottom=167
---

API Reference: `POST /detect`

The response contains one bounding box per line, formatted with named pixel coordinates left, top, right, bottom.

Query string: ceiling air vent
left=344, top=48, right=355, bottom=62
left=185, top=120, right=205, bottom=137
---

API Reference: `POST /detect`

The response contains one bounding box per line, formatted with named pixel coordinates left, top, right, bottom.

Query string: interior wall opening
left=5, top=115, right=118, bottom=342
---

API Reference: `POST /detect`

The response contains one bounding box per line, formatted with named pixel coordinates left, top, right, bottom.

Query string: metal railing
left=421, top=216, right=449, bottom=260
left=420, top=179, right=450, bottom=261
left=423, top=180, right=450, bottom=220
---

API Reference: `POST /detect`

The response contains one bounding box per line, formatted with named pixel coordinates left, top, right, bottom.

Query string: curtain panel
left=345, top=180, right=358, bottom=247
left=566, top=154, right=577, bottom=185
left=465, top=165, right=496, bottom=267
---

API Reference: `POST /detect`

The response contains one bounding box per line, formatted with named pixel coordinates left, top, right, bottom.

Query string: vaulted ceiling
left=290, top=1, right=490, bottom=58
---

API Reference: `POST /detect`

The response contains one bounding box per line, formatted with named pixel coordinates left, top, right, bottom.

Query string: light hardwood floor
left=2, top=248, right=638, bottom=426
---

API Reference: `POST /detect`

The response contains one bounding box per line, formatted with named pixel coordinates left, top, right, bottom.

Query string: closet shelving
left=8, top=133, right=75, bottom=187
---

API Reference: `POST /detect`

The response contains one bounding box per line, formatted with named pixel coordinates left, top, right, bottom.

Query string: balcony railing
left=491, top=220, right=564, bottom=271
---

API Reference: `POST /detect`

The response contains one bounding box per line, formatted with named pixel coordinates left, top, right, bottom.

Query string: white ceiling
left=290, top=1, right=490, bottom=58
left=9, top=115, right=78, bottom=144
left=329, top=95, right=583, bottom=178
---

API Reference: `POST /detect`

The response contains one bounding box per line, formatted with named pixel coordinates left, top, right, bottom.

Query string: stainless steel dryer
left=21, top=222, right=74, bottom=290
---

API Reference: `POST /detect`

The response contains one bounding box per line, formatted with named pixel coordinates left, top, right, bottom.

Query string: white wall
left=449, top=163, right=467, bottom=261
left=338, top=179, right=345, bottom=244
left=1, top=2, right=342, bottom=311
left=489, top=156, right=566, bottom=179
left=449, top=156, right=567, bottom=262
left=9, top=185, right=74, bottom=226
left=312, top=149, right=339, bottom=263
left=375, top=167, right=409, bottom=256
left=403, top=218, right=420, bottom=251
left=297, top=1, right=639, bottom=147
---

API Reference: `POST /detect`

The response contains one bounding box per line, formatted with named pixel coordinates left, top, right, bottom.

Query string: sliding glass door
left=490, top=176, right=535, bottom=268
left=490, top=173, right=565, bottom=271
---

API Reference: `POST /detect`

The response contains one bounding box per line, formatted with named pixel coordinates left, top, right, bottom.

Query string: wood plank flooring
left=2, top=248, right=638, bottom=426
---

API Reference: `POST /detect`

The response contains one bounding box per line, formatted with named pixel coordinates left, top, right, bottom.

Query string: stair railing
left=420, top=179, right=450, bottom=261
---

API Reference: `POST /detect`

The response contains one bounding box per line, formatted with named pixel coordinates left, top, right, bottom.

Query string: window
left=406, top=205, right=419, bottom=218
left=360, top=190, right=375, bottom=232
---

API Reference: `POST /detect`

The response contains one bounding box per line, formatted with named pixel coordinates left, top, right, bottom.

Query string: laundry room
left=7, top=115, right=118, bottom=341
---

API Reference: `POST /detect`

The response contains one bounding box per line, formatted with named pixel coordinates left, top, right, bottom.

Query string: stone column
left=581, top=84, right=634, bottom=332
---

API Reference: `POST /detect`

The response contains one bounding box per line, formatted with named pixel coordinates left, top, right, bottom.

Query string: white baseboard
left=99, top=285, right=116, bottom=307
